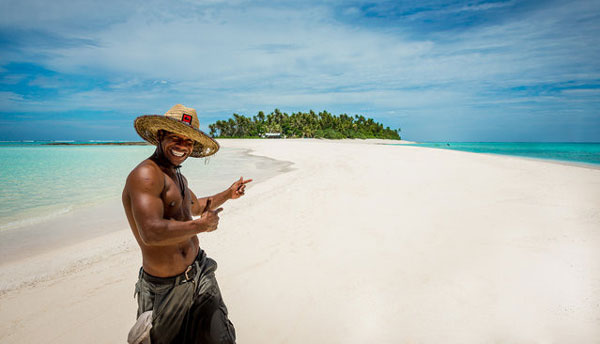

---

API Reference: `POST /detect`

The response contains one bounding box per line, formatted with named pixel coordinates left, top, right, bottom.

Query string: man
left=123, top=104, right=251, bottom=343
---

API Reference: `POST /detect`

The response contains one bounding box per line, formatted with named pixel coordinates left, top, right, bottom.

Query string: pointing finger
left=204, top=198, right=212, bottom=213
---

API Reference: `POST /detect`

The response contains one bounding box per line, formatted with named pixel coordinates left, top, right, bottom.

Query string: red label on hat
left=182, top=114, right=192, bottom=125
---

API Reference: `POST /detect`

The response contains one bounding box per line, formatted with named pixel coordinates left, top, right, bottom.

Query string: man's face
left=160, top=131, right=195, bottom=165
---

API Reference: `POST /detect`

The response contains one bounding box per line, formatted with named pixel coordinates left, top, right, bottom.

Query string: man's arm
left=127, top=164, right=222, bottom=246
left=190, top=177, right=252, bottom=216
left=190, top=189, right=231, bottom=216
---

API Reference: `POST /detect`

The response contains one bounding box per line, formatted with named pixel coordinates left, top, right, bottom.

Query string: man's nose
left=176, top=143, right=192, bottom=151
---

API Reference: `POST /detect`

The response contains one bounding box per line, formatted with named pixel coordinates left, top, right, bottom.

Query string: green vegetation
left=208, top=109, right=401, bottom=140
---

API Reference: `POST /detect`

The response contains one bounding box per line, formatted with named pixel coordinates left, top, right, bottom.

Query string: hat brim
left=134, top=115, right=219, bottom=158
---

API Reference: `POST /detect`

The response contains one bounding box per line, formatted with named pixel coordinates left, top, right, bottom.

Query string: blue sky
left=0, top=0, right=598, bottom=142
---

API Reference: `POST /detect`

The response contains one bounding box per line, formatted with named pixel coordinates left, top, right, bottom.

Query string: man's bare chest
left=162, top=173, right=193, bottom=221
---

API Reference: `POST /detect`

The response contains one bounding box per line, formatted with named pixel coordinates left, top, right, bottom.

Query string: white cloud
left=457, top=1, right=515, bottom=13
left=561, top=89, right=600, bottom=96
left=0, top=91, right=26, bottom=108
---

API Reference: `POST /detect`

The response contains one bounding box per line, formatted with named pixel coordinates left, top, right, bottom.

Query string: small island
left=209, top=109, right=401, bottom=140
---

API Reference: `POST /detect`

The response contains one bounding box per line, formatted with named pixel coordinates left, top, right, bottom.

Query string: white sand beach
left=0, top=139, right=599, bottom=343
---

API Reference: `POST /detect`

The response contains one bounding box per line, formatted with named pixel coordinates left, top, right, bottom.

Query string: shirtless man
left=123, top=104, right=251, bottom=343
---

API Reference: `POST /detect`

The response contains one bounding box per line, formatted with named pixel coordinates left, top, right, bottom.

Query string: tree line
left=208, top=109, right=401, bottom=140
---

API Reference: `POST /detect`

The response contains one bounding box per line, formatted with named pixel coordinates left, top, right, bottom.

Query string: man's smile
left=171, top=149, right=186, bottom=157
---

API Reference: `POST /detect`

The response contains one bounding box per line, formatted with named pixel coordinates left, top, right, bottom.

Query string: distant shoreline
left=42, top=138, right=410, bottom=146
left=44, top=142, right=150, bottom=146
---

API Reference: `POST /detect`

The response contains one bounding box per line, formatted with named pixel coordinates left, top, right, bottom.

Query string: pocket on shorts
left=152, top=282, right=196, bottom=322
left=153, top=291, right=167, bottom=313
left=150, top=283, right=173, bottom=316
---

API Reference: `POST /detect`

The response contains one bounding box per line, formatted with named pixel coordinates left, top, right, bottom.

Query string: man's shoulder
left=130, top=158, right=160, bottom=174
left=126, top=159, right=165, bottom=188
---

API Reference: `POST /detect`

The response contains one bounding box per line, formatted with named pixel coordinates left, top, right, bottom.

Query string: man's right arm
left=126, top=164, right=219, bottom=246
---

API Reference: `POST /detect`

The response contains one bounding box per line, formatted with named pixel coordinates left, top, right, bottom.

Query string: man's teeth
left=171, top=150, right=185, bottom=157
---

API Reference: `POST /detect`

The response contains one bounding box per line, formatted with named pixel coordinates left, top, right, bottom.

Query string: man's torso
left=123, top=159, right=199, bottom=277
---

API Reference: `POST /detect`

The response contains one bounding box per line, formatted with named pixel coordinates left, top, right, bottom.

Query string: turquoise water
left=398, top=142, right=600, bottom=166
left=0, top=142, right=284, bottom=231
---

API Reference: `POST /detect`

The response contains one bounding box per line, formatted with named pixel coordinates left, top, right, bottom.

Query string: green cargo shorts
left=134, top=250, right=236, bottom=344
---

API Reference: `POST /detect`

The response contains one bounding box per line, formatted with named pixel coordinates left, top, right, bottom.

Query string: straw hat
left=134, top=104, right=219, bottom=157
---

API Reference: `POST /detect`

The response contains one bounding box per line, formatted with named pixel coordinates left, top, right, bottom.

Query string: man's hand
left=190, top=177, right=252, bottom=217
left=229, top=177, right=253, bottom=199
left=198, top=198, right=223, bottom=232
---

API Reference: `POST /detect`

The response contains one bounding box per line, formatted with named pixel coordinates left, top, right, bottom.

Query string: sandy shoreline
left=1, top=139, right=599, bottom=343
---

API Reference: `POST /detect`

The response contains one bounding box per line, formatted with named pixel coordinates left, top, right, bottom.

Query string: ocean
left=398, top=142, right=600, bottom=166
left=0, top=142, right=288, bottom=232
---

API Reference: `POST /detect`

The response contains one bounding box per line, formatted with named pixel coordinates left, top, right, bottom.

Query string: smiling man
left=122, top=104, right=250, bottom=343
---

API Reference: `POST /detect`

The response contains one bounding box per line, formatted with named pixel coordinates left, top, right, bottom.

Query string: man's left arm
left=190, top=177, right=253, bottom=216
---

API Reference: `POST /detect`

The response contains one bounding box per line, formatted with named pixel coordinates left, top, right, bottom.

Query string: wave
left=0, top=206, right=74, bottom=232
